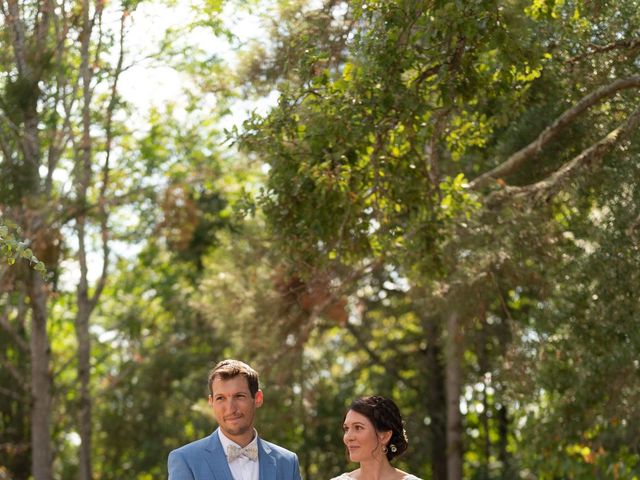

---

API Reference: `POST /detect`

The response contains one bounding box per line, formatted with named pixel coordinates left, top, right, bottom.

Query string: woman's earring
left=382, top=445, right=388, bottom=454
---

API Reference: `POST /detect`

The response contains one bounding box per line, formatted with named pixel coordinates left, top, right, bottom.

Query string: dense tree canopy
left=1, top=1, right=640, bottom=479
left=237, top=0, right=640, bottom=478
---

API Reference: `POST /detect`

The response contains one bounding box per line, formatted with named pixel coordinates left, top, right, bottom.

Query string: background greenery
left=1, top=0, right=640, bottom=479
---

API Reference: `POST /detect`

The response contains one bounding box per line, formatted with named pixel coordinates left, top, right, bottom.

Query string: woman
left=330, top=395, right=422, bottom=480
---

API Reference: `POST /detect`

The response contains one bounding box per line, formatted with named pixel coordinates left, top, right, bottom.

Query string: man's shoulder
left=170, top=433, right=214, bottom=456
left=258, top=438, right=298, bottom=459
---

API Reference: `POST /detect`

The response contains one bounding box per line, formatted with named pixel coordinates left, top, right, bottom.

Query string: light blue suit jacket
left=168, top=428, right=302, bottom=480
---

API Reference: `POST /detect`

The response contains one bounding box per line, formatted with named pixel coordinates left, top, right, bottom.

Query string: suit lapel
left=204, top=429, right=234, bottom=480
left=258, top=438, right=276, bottom=480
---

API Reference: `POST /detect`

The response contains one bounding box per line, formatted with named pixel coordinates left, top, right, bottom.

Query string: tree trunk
left=424, top=314, right=448, bottom=480
left=76, top=295, right=92, bottom=480
left=28, top=271, right=53, bottom=480
left=5, top=1, right=53, bottom=474
left=479, top=316, right=491, bottom=472
left=445, top=309, right=463, bottom=480
left=497, top=401, right=511, bottom=475
left=76, top=2, right=95, bottom=477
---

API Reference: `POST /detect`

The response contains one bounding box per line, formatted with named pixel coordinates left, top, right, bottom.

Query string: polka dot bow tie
left=227, top=444, right=258, bottom=462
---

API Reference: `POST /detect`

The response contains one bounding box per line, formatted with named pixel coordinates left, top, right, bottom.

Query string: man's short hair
left=208, top=359, right=260, bottom=398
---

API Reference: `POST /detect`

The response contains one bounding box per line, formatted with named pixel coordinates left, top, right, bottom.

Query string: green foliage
left=4, top=0, right=640, bottom=478
left=235, top=0, right=640, bottom=477
left=0, top=219, right=47, bottom=275
left=90, top=237, right=229, bottom=478
left=0, top=0, right=238, bottom=477
left=237, top=0, right=560, bottom=279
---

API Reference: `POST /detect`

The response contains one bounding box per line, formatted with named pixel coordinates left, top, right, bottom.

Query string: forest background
left=1, top=0, right=640, bottom=479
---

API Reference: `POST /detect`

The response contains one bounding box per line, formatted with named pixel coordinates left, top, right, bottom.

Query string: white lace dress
left=330, top=474, right=422, bottom=480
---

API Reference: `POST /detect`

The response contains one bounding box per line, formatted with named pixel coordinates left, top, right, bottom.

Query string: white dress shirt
left=218, top=429, right=260, bottom=480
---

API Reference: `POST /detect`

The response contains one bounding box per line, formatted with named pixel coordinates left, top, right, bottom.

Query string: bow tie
left=227, top=444, right=258, bottom=462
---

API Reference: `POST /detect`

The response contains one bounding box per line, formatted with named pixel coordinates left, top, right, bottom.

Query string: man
left=168, top=359, right=302, bottom=480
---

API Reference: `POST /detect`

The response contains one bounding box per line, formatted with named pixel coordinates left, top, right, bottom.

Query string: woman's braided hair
left=347, top=395, right=408, bottom=461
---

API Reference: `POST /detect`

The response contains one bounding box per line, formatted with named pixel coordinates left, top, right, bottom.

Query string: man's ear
left=254, top=389, right=264, bottom=408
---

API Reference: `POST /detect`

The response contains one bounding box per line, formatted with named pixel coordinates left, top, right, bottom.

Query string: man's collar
left=218, top=428, right=259, bottom=450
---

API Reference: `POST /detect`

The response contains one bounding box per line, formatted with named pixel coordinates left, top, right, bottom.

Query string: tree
left=236, top=0, right=640, bottom=477
left=1, top=1, right=138, bottom=477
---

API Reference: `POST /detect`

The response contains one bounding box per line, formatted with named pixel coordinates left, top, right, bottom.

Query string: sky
left=119, top=0, right=276, bottom=129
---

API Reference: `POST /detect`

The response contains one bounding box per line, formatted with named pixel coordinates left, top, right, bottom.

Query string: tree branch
left=0, top=355, right=28, bottom=392
left=0, top=292, right=29, bottom=352
left=90, top=7, right=127, bottom=310
left=469, top=76, right=640, bottom=190
left=568, top=36, right=640, bottom=64
left=5, top=0, right=29, bottom=76
left=0, top=308, right=29, bottom=352
left=0, top=124, right=16, bottom=164
left=424, top=108, right=451, bottom=193
left=487, top=105, right=640, bottom=203
left=45, top=1, right=73, bottom=196
left=34, top=0, right=53, bottom=58
left=0, top=384, right=25, bottom=401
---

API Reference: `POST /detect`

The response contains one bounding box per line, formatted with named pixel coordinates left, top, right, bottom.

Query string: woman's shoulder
left=330, top=470, right=360, bottom=480
left=329, top=474, right=353, bottom=480
left=329, top=470, right=422, bottom=480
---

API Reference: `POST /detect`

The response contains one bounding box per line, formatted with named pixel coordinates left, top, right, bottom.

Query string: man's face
left=209, top=375, right=263, bottom=446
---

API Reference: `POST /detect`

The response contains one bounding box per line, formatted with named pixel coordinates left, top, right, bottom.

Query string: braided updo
left=346, top=395, right=408, bottom=461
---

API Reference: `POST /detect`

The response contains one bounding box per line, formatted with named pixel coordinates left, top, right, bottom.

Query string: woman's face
left=342, top=409, right=389, bottom=463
